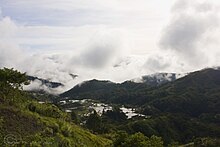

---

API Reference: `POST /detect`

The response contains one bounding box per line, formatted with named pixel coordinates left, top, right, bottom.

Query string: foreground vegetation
left=0, top=68, right=112, bottom=146
left=0, top=68, right=165, bottom=146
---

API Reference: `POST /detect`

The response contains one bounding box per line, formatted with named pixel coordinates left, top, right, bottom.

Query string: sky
left=0, top=0, right=220, bottom=93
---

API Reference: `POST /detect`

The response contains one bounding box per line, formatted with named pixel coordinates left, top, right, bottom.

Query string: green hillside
left=61, top=68, right=220, bottom=116
left=136, top=68, right=220, bottom=117
left=60, top=68, right=220, bottom=145
left=0, top=68, right=112, bottom=146
left=1, top=67, right=220, bottom=146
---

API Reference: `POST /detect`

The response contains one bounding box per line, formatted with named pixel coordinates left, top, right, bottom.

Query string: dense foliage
left=1, top=67, right=220, bottom=146
left=0, top=68, right=167, bottom=146
left=0, top=68, right=112, bottom=146
left=60, top=68, right=220, bottom=145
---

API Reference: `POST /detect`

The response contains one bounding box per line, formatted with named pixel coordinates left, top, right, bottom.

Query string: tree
left=0, top=68, right=28, bottom=89
left=194, top=137, right=220, bottom=147
left=113, top=131, right=129, bottom=147
left=114, top=132, right=163, bottom=147
left=103, top=106, right=127, bottom=122
left=123, top=132, right=149, bottom=147
left=148, top=135, right=164, bottom=147
left=0, top=68, right=28, bottom=102
left=85, top=111, right=102, bottom=133
left=71, top=111, right=79, bottom=124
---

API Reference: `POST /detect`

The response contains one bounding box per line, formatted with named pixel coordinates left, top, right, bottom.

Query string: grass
left=0, top=93, right=112, bottom=146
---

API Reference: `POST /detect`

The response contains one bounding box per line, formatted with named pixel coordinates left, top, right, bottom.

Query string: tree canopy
left=0, top=68, right=28, bottom=89
left=0, top=68, right=28, bottom=102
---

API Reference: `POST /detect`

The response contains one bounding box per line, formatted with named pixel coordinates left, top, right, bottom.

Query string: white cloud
left=159, top=0, right=220, bottom=68
left=0, top=17, right=18, bottom=38
left=0, top=0, right=220, bottom=93
left=23, top=79, right=64, bottom=94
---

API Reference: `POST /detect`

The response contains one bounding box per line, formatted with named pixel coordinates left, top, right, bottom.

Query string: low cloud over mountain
left=0, top=0, right=220, bottom=93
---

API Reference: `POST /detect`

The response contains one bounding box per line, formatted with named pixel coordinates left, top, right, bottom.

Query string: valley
left=1, top=67, right=220, bottom=146
left=57, top=98, right=148, bottom=119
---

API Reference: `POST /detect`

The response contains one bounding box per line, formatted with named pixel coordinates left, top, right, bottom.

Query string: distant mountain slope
left=132, top=73, right=186, bottom=86
left=59, top=68, right=220, bottom=145
left=27, top=76, right=64, bottom=88
left=60, top=72, right=186, bottom=101
left=61, top=68, right=220, bottom=116
left=61, top=79, right=121, bottom=101
left=147, top=68, right=220, bottom=116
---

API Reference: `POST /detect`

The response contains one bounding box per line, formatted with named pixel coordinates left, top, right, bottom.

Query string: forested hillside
left=1, top=68, right=220, bottom=146
left=60, top=68, right=220, bottom=145
left=0, top=68, right=112, bottom=146
left=0, top=68, right=165, bottom=146
left=61, top=68, right=220, bottom=116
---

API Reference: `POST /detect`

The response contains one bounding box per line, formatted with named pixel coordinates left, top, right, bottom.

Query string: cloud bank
left=0, top=0, right=220, bottom=93
left=159, top=0, right=220, bottom=67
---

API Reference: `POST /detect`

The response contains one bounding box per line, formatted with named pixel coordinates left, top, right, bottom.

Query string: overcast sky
left=0, top=0, right=220, bottom=92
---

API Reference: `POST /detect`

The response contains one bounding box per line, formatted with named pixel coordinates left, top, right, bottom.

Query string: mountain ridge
left=60, top=68, right=220, bottom=116
left=27, top=76, right=64, bottom=88
left=61, top=72, right=187, bottom=98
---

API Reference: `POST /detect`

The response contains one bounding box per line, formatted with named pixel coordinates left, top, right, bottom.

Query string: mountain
left=132, top=73, right=186, bottom=86
left=61, top=68, right=220, bottom=115
left=61, top=79, right=118, bottom=98
left=27, top=76, right=64, bottom=89
left=59, top=68, right=220, bottom=145
left=60, top=72, right=186, bottom=103
left=135, top=68, right=220, bottom=116
left=25, top=76, right=65, bottom=101
left=60, top=68, right=220, bottom=142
